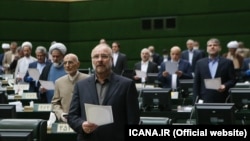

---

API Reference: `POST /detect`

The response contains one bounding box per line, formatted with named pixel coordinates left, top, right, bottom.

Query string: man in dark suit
left=133, top=48, right=159, bottom=83
left=148, top=45, right=161, bottom=66
left=240, top=57, right=250, bottom=82
left=181, top=39, right=203, bottom=74
left=158, top=46, right=193, bottom=88
left=111, top=41, right=127, bottom=75
left=23, top=46, right=51, bottom=94
left=68, top=43, right=140, bottom=141
left=193, top=38, right=236, bottom=103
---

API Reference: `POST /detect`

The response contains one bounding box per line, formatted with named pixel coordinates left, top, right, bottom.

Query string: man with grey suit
left=68, top=43, right=140, bottom=141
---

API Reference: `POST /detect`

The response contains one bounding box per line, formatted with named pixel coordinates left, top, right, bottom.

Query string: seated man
left=158, top=46, right=193, bottom=88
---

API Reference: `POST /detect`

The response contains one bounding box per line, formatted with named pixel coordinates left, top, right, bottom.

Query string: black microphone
left=188, top=96, right=199, bottom=124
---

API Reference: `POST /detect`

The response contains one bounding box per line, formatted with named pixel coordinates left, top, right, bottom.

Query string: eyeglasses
left=92, top=54, right=110, bottom=60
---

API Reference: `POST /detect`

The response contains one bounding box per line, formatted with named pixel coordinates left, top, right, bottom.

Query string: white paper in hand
left=39, top=80, right=55, bottom=90
left=165, top=61, right=178, bottom=74
left=204, top=77, right=221, bottom=90
left=85, top=103, right=114, bottom=126
left=28, top=68, right=40, bottom=81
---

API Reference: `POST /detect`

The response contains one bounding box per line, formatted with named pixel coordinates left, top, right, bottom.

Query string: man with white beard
left=39, top=42, right=67, bottom=103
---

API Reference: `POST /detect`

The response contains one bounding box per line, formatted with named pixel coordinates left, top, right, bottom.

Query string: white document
left=204, top=77, right=221, bottom=90
left=135, top=70, right=147, bottom=78
left=165, top=61, right=178, bottom=74
left=85, top=103, right=114, bottom=126
left=28, top=68, right=40, bottom=81
left=39, top=80, right=55, bottom=90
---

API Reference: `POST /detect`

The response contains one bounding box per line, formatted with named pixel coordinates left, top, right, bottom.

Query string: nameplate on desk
left=1, top=80, right=8, bottom=85
left=6, top=86, right=13, bottom=90
left=34, top=104, right=52, bottom=111
left=2, top=74, right=14, bottom=79
left=14, top=84, right=30, bottom=90
left=22, top=93, right=37, bottom=99
left=52, top=123, right=74, bottom=133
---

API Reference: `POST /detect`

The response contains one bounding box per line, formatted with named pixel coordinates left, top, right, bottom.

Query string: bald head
left=64, top=53, right=79, bottom=62
left=91, top=44, right=113, bottom=75
left=91, top=43, right=112, bottom=58
left=63, top=53, right=80, bottom=76
left=170, top=46, right=181, bottom=62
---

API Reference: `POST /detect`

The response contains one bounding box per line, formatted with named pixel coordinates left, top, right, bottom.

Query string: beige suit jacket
left=51, top=72, right=89, bottom=121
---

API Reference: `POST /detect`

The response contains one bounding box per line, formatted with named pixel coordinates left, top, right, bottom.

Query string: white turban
left=227, top=41, right=238, bottom=48
left=22, top=41, right=33, bottom=49
left=49, top=42, right=67, bottom=55
left=2, top=43, right=10, bottom=49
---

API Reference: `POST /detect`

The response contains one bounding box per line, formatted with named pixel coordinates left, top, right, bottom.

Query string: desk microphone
left=188, top=96, right=199, bottom=124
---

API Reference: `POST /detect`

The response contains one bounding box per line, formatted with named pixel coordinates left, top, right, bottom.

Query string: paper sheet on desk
left=28, top=68, right=40, bottom=81
left=39, top=80, right=55, bottom=90
left=204, top=77, right=221, bottom=90
left=85, top=103, right=113, bottom=126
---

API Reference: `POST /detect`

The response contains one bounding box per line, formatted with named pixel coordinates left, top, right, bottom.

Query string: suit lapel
left=214, top=57, right=223, bottom=78
left=204, top=58, right=212, bottom=78
left=102, top=74, right=119, bottom=104
left=87, top=76, right=99, bottom=104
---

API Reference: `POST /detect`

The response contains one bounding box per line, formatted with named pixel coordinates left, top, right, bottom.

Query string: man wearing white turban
left=39, top=42, right=67, bottom=103
left=14, top=41, right=37, bottom=82
left=0, top=43, right=10, bottom=74
left=222, top=40, right=244, bottom=81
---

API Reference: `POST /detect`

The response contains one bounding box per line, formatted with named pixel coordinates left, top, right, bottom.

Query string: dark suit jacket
left=133, top=61, right=159, bottom=83
left=193, top=57, right=236, bottom=103
left=181, top=49, right=203, bottom=72
left=24, top=60, right=51, bottom=94
left=38, top=63, right=53, bottom=103
left=152, top=53, right=161, bottom=66
left=68, top=73, right=140, bottom=141
left=112, top=52, right=127, bottom=75
left=241, top=58, right=250, bottom=82
left=158, top=59, right=193, bottom=88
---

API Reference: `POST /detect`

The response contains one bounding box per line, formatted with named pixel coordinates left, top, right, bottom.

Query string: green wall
left=0, top=0, right=250, bottom=68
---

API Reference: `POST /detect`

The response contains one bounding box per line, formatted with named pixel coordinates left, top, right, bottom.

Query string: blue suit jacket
left=158, top=59, right=193, bottom=88
left=193, top=57, right=236, bottom=103
left=240, top=58, right=250, bottom=81
left=68, top=73, right=140, bottom=141
left=24, top=60, right=51, bottom=93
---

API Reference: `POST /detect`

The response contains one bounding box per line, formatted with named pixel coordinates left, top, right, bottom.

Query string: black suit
left=112, top=52, right=127, bottom=75
left=193, top=57, right=236, bottom=103
left=133, top=61, right=159, bottom=83
left=152, top=53, right=161, bottom=66
left=181, top=49, right=203, bottom=72
left=68, top=73, right=140, bottom=141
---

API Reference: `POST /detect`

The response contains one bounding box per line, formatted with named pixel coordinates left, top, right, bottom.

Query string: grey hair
left=35, top=46, right=47, bottom=55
